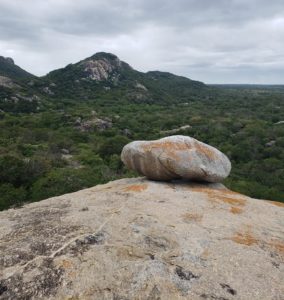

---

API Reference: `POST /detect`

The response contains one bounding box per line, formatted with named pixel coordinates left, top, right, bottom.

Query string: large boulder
left=0, top=177, right=283, bottom=299
left=121, top=135, right=231, bottom=182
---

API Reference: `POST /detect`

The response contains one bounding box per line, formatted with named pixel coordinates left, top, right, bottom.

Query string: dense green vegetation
left=0, top=53, right=283, bottom=210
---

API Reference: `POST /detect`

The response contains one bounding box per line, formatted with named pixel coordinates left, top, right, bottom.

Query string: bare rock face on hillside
left=160, top=125, right=192, bottom=135
left=74, top=116, right=112, bottom=132
left=0, top=76, right=16, bottom=89
left=0, top=56, right=14, bottom=65
left=0, top=177, right=283, bottom=300
left=121, top=135, right=231, bottom=182
left=81, top=57, right=122, bottom=81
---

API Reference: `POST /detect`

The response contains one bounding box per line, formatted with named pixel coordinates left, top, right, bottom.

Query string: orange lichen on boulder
left=219, top=195, right=246, bottom=206
left=194, top=141, right=217, bottom=161
left=190, top=186, right=246, bottom=207
left=141, top=140, right=218, bottom=162
left=201, top=248, right=210, bottom=259
left=123, top=184, right=148, bottom=192
left=141, top=141, right=190, bottom=161
left=141, top=141, right=189, bottom=152
left=231, top=229, right=258, bottom=246
left=60, top=259, right=73, bottom=269
left=230, top=207, right=244, bottom=214
left=231, top=227, right=284, bottom=258
left=268, top=240, right=284, bottom=256
left=265, top=200, right=284, bottom=208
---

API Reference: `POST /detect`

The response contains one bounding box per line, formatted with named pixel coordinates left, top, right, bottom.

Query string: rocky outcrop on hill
left=41, top=52, right=208, bottom=104
left=79, top=53, right=129, bottom=83
left=0, top=56, right=14, bottom=65
left=74, top=116, right=112, bottom=132
left=160, top=125, right=192, bottom=135
left=81, top=58, right=121, bottom=81
left=121, top=136, right=231, bottom=182
left=0, top=76, right=17, bottom=89
left=0, top=177, right=283, bottom=299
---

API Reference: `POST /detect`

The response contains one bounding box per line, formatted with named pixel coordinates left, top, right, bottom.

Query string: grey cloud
left=2, top=0, right=283, bottom=38
left=0, top=0, right=283, bottom=83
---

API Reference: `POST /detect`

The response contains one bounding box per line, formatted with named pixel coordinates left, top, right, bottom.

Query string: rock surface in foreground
left=0, top=177, right=283, bottom=300
left=121, top=135, right=231, bottom=182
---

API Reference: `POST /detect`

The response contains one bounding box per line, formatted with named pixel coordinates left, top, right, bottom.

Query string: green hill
left=40, top=52, right=210, bottom=104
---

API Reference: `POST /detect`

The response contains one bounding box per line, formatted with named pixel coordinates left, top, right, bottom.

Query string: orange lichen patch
left=190, top=186, right=244, bottom=198
left=194, top=141, right=217, bottom=161
left=141, top=140, right=218, bottom=162
left=231, top=227, right=283, bottom=256
left=230, top=207, right=244, bottom=214
left=220, top=196, right=246, bottom=206
left=268, top=240, right=284, bottom=256
left=141, top=141, right=189, bottom=152
left=265, top=200, right=284, bottom=208
left=61, top=259, right=73, bottom=269
left=231, top=230, right=258, bottom=246
left=220, top=189, right=245, bottom=197
left=182, top=212, right=203, bottom=223
left=201, top=248, right=210, bottom=259
left=141, top=141, right=190, bottom=161
left=190, top=186, right=247, bottom=207
left=123, top=184, right=148, bottom=192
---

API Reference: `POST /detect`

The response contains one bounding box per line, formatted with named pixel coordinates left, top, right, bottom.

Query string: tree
left=98, top=135, right=130, bottom=158
left=0, top=183, right=27, bottom=210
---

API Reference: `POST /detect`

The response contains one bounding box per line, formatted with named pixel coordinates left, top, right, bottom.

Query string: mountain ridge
left=0, top=51, right=206, bottom=87
left=0, top=51, right=211, bottom=113
left=0, top=56, right=35, bottom=80
left=41, top=51, right=208, bottom=101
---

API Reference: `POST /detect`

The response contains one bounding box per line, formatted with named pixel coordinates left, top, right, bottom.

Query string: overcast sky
left=0, top=0, right=283, bottom=84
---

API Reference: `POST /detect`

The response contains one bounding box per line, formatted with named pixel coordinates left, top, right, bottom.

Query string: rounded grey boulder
left=121, top=135, right=231, bottom=182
